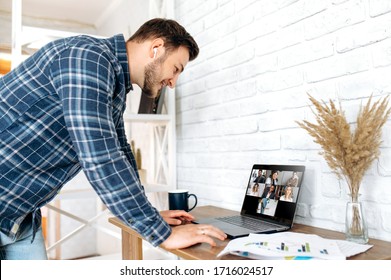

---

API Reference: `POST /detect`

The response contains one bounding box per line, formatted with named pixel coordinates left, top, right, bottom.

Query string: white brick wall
left=175, top=0, right=391, bottom=242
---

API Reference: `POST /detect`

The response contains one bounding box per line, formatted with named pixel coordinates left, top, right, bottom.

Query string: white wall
left=96, top=0, right=150, bottom=38
left=0, top=11, right=97, bottom=49
left=0, top=11, right=12, bottom=48
left=174, top=0, right=391, bottom=242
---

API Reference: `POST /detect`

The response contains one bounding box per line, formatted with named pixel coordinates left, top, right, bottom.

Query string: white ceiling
left=0, top=0, right=123, bottom=28
left=0, top=0, right=154, bottom=54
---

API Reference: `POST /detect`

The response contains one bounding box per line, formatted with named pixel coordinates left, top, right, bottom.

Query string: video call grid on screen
left=241, top=166, right=304, bottom=223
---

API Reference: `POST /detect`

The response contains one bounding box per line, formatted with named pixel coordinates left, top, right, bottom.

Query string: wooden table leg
left=121, top=230, right=143, bottom=260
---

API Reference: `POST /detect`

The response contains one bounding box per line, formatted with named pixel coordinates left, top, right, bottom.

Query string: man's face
left=142, top=46, right=189, bottom=98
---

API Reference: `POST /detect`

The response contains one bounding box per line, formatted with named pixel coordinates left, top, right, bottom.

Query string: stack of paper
left=218, top=232, right=373, bottom=260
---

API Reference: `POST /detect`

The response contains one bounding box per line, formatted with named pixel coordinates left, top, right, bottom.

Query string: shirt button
left=128, top=219, right=133, bottom=224
left=150, top=235, right=155, bottom=241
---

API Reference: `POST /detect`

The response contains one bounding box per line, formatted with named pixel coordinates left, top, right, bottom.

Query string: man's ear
left=150, top=38, right=165, bottom=58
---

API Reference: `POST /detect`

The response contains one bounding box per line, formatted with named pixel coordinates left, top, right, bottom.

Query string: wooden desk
left=109, top=205, right=391, bottom=260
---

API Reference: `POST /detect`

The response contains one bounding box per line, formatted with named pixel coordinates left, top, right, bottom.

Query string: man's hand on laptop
left=160, top=223, right=227, bottom=250
left=160, top=210, right=194, bottom=225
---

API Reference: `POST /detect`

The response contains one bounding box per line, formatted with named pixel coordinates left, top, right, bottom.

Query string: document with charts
left=218, top=232, right=373, bottom=260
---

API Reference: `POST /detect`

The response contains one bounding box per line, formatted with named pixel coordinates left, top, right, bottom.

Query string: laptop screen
left=241, top=164, right=305, bottom=226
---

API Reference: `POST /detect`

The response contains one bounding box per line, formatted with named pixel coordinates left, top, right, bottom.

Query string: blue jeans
left=0, top=215, right=47, bottom=260
left=260, top=198, right=269, bottom=214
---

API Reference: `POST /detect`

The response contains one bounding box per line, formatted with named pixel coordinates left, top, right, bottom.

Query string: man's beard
left=142, top=55, right=166, bottom=98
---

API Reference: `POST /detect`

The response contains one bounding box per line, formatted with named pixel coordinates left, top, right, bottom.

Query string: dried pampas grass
left=297, top=94, right=390, bottom=202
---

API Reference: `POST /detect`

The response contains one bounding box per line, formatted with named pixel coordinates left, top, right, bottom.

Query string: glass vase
left=345, top=199, right=368, bottom=244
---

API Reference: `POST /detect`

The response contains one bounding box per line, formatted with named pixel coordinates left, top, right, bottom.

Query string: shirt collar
left=111, top=34, right=133, bottom=92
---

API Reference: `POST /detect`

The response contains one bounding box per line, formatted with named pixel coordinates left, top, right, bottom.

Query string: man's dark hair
left=127, top=18, right=199, bottom=61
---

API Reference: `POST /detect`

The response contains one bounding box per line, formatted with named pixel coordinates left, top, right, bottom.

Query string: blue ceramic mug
left=168, top=189, right=198, bottom=212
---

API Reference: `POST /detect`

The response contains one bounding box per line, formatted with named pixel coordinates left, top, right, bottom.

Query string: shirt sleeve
left=265, top=177, right=271, bottom=185
left=50, top=44, right=171, bottom=246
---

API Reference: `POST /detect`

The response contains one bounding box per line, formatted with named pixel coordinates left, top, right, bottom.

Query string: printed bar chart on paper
left=218, top=232, right=372, bottom=260
left=243, top=237, right=336, bottom=258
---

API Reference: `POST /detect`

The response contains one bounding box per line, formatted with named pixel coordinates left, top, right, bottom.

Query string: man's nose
left=167, top=74, right=179, bottom=88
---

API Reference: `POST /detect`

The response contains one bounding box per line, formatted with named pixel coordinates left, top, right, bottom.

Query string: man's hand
left=160, top=223, right=227, bottom=250
left=160, top=210, right=194, bottom=225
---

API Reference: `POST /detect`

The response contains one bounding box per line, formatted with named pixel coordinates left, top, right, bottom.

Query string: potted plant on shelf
left=297, top=94, right=390, bottom=244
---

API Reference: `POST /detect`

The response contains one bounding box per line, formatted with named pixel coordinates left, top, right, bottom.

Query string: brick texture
left=175, top=0, right=391, bottom=242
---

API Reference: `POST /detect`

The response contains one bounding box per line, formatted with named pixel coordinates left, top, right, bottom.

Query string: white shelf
left=123, top=113, right=171, bottom=123
left=144, top=183, right=173, bottom=193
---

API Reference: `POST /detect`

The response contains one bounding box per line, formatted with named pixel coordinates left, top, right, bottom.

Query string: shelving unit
left=124, top=87, right=177, bottom=193
left=124, top=113, right=171, bottom=122
left=45, top=188, right=120, bottom=259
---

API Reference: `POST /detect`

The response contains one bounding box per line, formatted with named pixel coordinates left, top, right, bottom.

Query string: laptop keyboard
left=216, top=215, right=285, bottom=231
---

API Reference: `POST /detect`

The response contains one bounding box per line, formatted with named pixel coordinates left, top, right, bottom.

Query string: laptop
left=194, top=164, right=305, bottom=238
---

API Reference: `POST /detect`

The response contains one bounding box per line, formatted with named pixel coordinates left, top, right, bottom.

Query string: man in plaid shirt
left=0, top=18, right=226, bottom=260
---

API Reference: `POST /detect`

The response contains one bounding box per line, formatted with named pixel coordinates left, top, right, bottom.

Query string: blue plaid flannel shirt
left=0, top=34, right=171, bottom=246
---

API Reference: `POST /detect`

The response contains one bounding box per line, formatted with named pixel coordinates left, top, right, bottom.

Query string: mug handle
left=187, top=194, right=198, bottom=211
